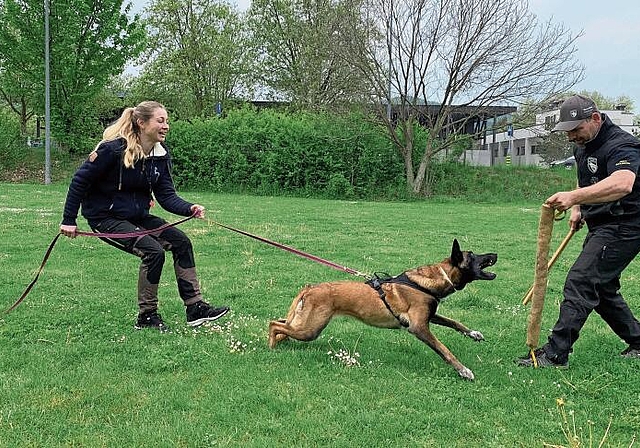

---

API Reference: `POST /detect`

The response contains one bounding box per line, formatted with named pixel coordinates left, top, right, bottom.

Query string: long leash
left=5, top=214, right=196, bottom=314
left=209, top=219, right=371, bottom=280
left=8, top=215, right=371, bottom=314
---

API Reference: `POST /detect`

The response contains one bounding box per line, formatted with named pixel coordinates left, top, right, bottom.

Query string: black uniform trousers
left=544, top=221, right=640, bottom=362
left=89, top=214, right=203, bottom=312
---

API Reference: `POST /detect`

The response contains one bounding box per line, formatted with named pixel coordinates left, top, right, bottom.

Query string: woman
left=60, top=101, right=229, bottom=331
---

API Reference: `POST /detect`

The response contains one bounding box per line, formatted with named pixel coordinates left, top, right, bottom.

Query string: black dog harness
left=366, top=272, right=451, bottom=328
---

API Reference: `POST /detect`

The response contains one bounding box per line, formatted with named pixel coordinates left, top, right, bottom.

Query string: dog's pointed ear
left=451, top=239, right=463, bottom=265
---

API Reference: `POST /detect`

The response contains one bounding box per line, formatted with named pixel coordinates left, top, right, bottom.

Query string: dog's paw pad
left=468, top=330, right=484, bottom=341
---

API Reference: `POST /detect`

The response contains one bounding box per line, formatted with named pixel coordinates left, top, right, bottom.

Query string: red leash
left=210, top=220, right=370, bottom=279
left=5, top=214, right=196, bottom=314
left=7, top=214, right=369, bottom=314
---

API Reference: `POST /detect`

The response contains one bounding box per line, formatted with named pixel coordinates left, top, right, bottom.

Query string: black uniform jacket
left=575, top=114, right=640, bottom=226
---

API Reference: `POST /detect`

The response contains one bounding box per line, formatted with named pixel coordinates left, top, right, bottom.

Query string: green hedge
left=1, top=106, right=576, bottom=202
left=167, top=108, right=407, bottom=199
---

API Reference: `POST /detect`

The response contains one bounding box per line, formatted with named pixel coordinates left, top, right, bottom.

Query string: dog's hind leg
left=430, top=314, right=484, bottom=341
left=268, top=323, right=289, bottom=348
left=269, top=288, right=309, bottom=348
left=268, top=288, right=334, bottom=349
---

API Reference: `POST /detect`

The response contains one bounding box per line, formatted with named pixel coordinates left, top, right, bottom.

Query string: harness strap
left=391, top=272, right=446, bottom=300
left=366, top=271, right=453, bottom=327
left=366, top=274, right=409, bottom=328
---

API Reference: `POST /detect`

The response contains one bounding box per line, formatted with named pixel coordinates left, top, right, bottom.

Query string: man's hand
left=545, top=191, right=576, bottom=212
left=568, top=206, right=585, bottom=231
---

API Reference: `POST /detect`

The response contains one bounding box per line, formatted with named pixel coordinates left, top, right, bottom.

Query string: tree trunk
left=401, top=122, right=416, bottom=192
left=413, top=139, right=434, bottom=195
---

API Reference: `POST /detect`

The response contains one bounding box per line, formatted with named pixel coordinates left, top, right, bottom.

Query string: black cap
left=552, top=95, right=599, bottom=132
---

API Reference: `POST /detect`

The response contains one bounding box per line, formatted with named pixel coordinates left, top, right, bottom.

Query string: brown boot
left=138, top=266, right=160, bottom=314
left=174, top=265, right=203, bottom=306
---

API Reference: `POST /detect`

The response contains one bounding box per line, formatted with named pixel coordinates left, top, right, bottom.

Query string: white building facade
left=465, top=106, right=639, bottom=167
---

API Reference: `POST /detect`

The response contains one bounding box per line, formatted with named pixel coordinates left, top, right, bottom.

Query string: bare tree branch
left=349, top=0, right=584, bottom=194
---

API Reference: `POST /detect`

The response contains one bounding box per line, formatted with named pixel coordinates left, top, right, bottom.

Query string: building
left=465, top=103, right=639, bottom=167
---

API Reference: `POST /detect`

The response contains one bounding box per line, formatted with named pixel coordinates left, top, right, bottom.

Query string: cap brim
left=552, top=120, right=585, bottom=132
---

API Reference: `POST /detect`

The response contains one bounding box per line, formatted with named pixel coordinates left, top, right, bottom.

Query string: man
left=517, top=94, right=640, bottom=368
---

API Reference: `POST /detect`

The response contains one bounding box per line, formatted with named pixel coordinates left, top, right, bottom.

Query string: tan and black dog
left=268, top=239, right=497, bottom=380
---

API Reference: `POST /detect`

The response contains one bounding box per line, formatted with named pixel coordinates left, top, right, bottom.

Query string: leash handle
left=5, top=233, right=62, bottom=313
left=211, top=220, right=371, bottom=279
left=6, top=213, right=196, bottom=314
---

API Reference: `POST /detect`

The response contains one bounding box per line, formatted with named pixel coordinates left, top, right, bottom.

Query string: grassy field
left=1, top=182, right=639, bottom=447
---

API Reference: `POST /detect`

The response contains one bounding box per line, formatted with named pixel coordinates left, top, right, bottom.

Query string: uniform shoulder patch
left=616, top=159, right=631, bottom=166
left=88, top=151, right=98, bottom=162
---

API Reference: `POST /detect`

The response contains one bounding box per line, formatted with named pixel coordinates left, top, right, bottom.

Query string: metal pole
left=386, top=0, right=392, bottom=122
left=44, top=0, right=51, bottom=185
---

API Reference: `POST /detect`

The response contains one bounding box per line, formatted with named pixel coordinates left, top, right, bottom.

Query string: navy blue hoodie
left=62, top=138, right=193, bottom=226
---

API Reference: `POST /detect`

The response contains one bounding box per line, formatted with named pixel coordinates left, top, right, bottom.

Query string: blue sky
left=130, top=0, right=640, bottom=111
left=529, top=0, right=640, bottom=110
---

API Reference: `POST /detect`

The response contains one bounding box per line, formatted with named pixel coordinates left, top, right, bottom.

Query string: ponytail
left=94, top=101, right=165, bottom=168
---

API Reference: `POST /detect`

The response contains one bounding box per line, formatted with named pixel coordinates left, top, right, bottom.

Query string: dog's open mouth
left=478, top=254, right=498, bottom=280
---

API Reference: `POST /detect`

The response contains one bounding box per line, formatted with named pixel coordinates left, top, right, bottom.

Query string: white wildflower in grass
left=326, top=336, right=361, bottom=368
left=227, top=336, right=248, bottom=354
left=494, top=304, right=524, bottom=316
left=171, top=312, right=260, bottom=353
left=110, top=335, right=126, bottom=343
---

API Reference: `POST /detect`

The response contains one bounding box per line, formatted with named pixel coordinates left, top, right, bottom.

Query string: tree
left=0, top=0, right=44, bottom=135
left=246, top=0, right=375, bottom=110
left=48, top=0, right=146, bottom=150
left=575, top=90, right=634, bottom=112
left=137, top=0, right=251, bottom=119
left=345, top=0, right=584, bottom=195
left=537, top=131, right=572, bottom=165
left=0, top=0, right=146, bottom=151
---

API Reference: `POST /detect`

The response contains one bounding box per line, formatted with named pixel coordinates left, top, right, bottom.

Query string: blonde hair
left=96, top=101, right=166, bottom=168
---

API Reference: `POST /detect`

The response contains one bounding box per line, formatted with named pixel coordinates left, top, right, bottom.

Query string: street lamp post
left=44, top=0, right=51, bottom=185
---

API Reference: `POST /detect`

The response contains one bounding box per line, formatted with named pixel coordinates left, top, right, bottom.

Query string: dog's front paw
left=458, top=366, right=474, bottom=381
left=467, top=330, right=484, bottom=341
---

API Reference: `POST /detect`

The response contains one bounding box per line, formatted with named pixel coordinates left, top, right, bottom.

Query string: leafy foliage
left=0, top=0, right=44, bottom=134
left=246, top=0, right=374, bottom=108
left=133, top=0, right=251, bottom=118
left=0, top=0, right=146, bottom=151
left=167, top=107, right=406, bottom=199
left=0, top=107, right=22, bottom=169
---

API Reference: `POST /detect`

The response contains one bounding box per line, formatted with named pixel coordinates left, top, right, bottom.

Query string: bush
left=166, top=107, right=405, bottom=199
left=0, top=104, right=576, bottom=203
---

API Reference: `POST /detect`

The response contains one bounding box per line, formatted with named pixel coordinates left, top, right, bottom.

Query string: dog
left=268, top=239, right=497, bottom=380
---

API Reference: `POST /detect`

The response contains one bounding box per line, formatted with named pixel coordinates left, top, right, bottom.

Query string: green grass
left=1, top=183, right=639, bottom=447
